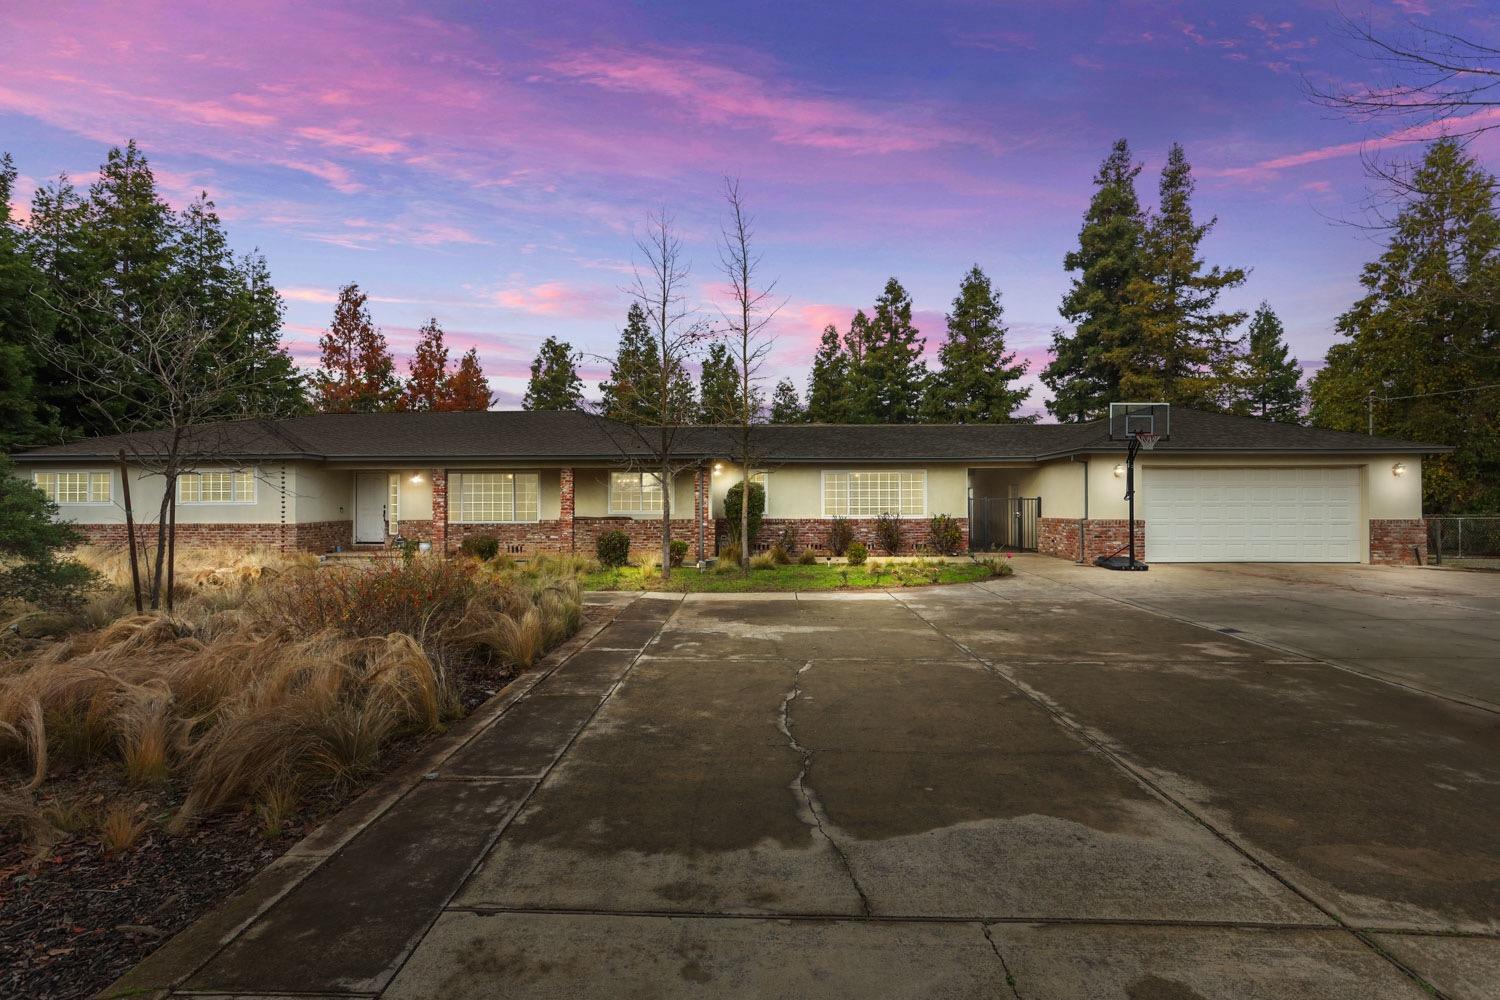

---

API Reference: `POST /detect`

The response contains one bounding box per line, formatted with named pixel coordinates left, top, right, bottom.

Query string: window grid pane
left=461, top=473, right=540, bottom=522
left=389, top=474, right=401, bottom=532
left=33, top=472, right=58, bottom=501
left=180, top=469, right=255, bottom=503
left=823, top=471, right=924, bottom=518
left=57, top=472, right=89, bottom=503
left=610, top=472, right=663, bottom=513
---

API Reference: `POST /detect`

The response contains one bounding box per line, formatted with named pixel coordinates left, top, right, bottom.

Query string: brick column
left=559, top=467, right=575, bottom=554
left=431, top=469, right=448, bottom=554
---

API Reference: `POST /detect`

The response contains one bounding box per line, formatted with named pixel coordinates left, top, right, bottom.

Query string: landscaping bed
left=1, top=547, right=587, bottom=1000
left=582, top=555, right=1014, bottom=593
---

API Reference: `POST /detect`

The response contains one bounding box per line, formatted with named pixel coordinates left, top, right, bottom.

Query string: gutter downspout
left=1072, top=456, right=1089, bottom=564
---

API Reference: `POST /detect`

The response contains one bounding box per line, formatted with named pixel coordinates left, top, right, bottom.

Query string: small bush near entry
left=723, top=480, right=766, bottom=544
left=459, top=534, right=500, bottom=561
left=798, top=549, right=818, bottom=565
left=846, top=541, right=868, bottom=566
left=979, top=555, right=1015, bottom=577
left=826, top=517, right=853, bottom=556
left=669, top=539, right=689, bottom=567
left=874, top=512, right=903, bottom=555
left=768, top=543, right=791, bottom=565
left=596, top=530, right=630, bottom=568
left=927, top=514, right=963, bottom=556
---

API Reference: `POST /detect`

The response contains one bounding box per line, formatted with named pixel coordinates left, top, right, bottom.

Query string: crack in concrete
left=981, top=922, right=1026, bottom=1000
left=778, top=659, right=873, bottom=918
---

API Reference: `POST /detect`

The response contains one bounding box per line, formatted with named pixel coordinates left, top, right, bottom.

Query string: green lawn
left=581, top=558, right=1012, bottom=593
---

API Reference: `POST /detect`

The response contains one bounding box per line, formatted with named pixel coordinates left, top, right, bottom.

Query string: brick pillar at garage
left=559, top=467, right=576, bottom=554
left=694, top=465, right=711, bottom=562
left=431, top=469, right=449, bottom=554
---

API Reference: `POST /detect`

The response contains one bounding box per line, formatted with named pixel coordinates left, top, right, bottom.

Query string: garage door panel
left=1143, top=467, right=1359, bottom=563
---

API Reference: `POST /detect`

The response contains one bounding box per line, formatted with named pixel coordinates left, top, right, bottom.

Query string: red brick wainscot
left=1369, top=518, right=1426, bottom=565
left=741, top=517, right=969, bottom=556
left=447, top=520, right=575, bottom=555
left=1037, top=517, right=1146, bottom=563
left=575, top=517, right=704, bottom=562
left=72, top=520, right=352, bottom=554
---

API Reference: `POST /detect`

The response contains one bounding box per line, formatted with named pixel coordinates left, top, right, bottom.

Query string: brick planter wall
left=576, top=517, right=702, bottom=561
left=1036, top=517, right=1145, bottom=563
left=392, top=519, right=434, bottom=543
left=448, top=520, right=575, bottom=554
left=1370, top=518, right=1426, bottom=565
left=735, top=517, right=968, bottom=556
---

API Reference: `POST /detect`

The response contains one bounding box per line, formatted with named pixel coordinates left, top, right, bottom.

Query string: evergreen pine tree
left=697, top=341, right=743, bottom=422
left=399, top=318, right=450, bottom=411
left=1310, top=139, right=1500, bottom=514
left=229, top=252, right=305, bottom=415
left=769, top=378, right=805, bottom=423
left=600, top=303, right=694, bottom=422
left=0, top=153, right=61, bottom=450
left=806, top=324, right=849, bottom=423
left=861, top=278, right=928, bottom=423
left=523, top=336, right=584, bottom=410
left=841, top=309, right=882, bottom=422
left=1044, top=139, right=1146, bottom=421
left=1116, top=143, right=1248, bottom=408
left=311, top=283, right=400, bottom=412
left=1233, top=303, right=1303, bottom=422
left=443, top=348, right=492, bottom=411
left=922, top=265, right=1031, bottom=422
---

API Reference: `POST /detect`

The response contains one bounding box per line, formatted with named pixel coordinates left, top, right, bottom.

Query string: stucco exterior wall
left=12, top=461, right=300, bottom=526
left=572, top=467, right=698, bottom=520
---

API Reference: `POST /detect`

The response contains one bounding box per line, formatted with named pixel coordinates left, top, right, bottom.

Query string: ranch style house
left=10, top=406, right=1446, bottom=565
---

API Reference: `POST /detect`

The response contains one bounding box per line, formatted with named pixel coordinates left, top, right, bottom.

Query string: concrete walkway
left=107, top=562, right=1500, bottom=999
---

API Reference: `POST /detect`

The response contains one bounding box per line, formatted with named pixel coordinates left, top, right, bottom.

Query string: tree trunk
left=118, top=452, right=143, bottom=614
left=165, top=487, right=177, bottom=613
left=149, top=489, right=171, bottom=610
left=660, top=461, right=672, bottom=580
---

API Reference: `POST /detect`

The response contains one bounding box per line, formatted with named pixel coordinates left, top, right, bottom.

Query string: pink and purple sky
left=3, top=1, right=1496, bottom=415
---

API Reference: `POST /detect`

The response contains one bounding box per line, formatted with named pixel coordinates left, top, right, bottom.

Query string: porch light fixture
left=410, top=472, right=424, bottom=484
left=712, top=463, right=723, bottom=475
left=1113, top=464, right=1125, bottom=478
left=1392, top=462, right=1407, bottom=478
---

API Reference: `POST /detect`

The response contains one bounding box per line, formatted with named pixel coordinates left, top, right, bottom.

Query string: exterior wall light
left=410, top=472, right=424, bottom=484
left=712, top=463, right=723, bottom=475
left=1392, top=462, right=1407, bottom=478
left=1113, top=464, right=1125, bottom=478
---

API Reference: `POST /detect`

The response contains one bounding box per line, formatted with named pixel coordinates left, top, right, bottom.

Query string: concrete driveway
left=109, top=561, right=1500, bottom=1000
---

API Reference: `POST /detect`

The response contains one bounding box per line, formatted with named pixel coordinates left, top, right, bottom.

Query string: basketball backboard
left=1108, top=402, right=1170, bottom=441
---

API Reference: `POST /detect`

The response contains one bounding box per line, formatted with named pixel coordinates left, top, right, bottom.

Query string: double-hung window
left=34, top=471, right=112, bottom=504
left=459, top=472, right=539, bottom=523
left=609, top=471, right=664, bottom=514
left=179, top=470, right=256, bottom=504
left=822, top=470, right=926, bottom=518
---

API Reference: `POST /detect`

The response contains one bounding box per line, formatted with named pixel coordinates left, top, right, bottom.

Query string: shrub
left=669, top=539, right=689, bottom=567
left=826, top=517, right=853, bottom=556
left=723, top=480, right=766, bottom=544
left=874, top=512, right=903, bottom=554
left=718, top=541, right=742, bottom=567
left=845, top=541, right=868, bottom=566
left=459, top=534, right=500, bottom=561
left=99, top=800, right=146, bottom=852
left=0, top=458, right=97, bottom=610
left=927, top=514, right=963, bottom=556
left=776, top=526, right=797, bottom=553
left=768, top=542, right=791, bottom=565
left=980, top=555, right=1016, bottom=578
left=798, top=549, right=817, bottom=566
left=749, top=553, right=776, bottom=570
left=596, top=530, right=630, bottom=568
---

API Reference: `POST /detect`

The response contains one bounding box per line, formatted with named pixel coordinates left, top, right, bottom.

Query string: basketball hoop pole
left=1125, top=435, right=1140, bottom=568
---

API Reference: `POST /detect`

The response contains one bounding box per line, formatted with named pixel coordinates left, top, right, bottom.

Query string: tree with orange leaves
left=397, top=318, right=450, bottom=411
left=442, top=348, right=491, bottom=411
left=311, top=283, right=400, bottom=412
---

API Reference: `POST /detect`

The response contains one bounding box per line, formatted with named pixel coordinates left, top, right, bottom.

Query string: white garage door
left=1143, top=467, right=1359, bottom=563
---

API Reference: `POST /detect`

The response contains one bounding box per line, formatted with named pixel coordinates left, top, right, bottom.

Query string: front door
left=354, top=472, right=388, bottom=544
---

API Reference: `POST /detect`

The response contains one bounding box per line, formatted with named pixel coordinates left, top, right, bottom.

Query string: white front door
left=1142, top=466, right=1360, bottom=563
left=354, top=472, right=388, bottom=544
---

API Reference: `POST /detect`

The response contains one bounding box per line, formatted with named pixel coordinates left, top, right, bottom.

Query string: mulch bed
left=0, top=647, right=546, bottom=999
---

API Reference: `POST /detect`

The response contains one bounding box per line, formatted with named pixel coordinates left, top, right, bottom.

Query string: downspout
left=1073, top=456, right=1089, bottom=564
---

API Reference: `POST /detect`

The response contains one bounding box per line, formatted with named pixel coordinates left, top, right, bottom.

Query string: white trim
left=177, top=468, right=258, bottom=505
left=454, top=471, right=542, bottom=524
left=820, top=468, right=929, bottom=519
left=608, top=470, right=665, bottom=515
left=33, top=469, right=114, bottom=505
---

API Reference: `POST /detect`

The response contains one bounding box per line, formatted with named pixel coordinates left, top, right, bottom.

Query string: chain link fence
left=1428, top=517, right=1500, bottom=567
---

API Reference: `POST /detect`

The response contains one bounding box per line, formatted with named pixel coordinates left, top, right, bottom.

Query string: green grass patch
left=581, top=558, right=1011, bottom=593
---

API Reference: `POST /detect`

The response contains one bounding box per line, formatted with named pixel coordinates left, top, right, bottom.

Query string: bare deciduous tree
left=35, top=290, right=295, bottom=611
left=715, top=178, right=782, bottom=569
left=593, top=209, right=706, bottom=579
left=1308, top=12, right=1500, bottom=141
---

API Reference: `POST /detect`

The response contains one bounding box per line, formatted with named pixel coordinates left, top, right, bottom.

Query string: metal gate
left=969, top=497, right=1040, bottom=551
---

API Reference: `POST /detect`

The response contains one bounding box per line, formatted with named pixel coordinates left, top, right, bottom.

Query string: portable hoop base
left=1095, top=554, right=1149, bottom=571
left=1094, top=431, right=1154, bottom=571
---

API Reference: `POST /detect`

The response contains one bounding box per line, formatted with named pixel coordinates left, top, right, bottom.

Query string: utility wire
left=1369, top=382, right=1500, bottom=403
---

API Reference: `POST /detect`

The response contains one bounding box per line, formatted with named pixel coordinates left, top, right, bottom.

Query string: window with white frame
left=388, top=473, right=401, bottom=533
left=33, top=470, right=112, bottom=504
left=179, top=470, right=256, bottom=504
left=609, top=471, right=664, bottom=513
left=459, top=472, right=539, bottom=522
left=747, top=470, right=768, bottom=512
left=822, top=470, right=926, bottom=518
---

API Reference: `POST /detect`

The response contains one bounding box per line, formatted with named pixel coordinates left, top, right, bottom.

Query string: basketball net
left=1134, top=431, right=1160, bottom=451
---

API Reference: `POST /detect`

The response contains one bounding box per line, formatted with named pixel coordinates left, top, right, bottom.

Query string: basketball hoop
left=1134, top=431, right=1160, bottom=451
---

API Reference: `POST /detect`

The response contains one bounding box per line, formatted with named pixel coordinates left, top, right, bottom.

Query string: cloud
left=492, top=281, right=618, bottom=318
left=955, top=30, right=1037, bottom=52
